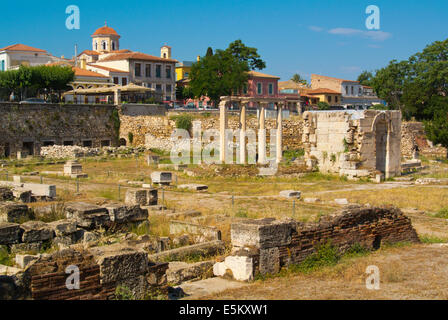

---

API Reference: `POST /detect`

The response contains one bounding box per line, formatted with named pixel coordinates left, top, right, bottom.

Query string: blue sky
left=0, top=0, right=447, bottom=81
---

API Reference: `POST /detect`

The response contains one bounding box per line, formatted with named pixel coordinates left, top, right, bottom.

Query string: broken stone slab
left=148, top=240, right=226, bottom=262
left=0, top=202, right=31, bottom=223
left=0, top=265, right=23, bottom=276
left=170, top=220, right=221, bottom=241
left=127, top=181, right=143, bottom=186
left=22, top=183, right=56, bottom=198
left=10, top=242, right=42, bottom=254
left=231, top=218, right=297, bottom=250
left=0, top=222, right=22, bottom=245
left=279, top=190, right=301, bottom=199
left=151, top=172, right=172, bottom=185
left=167, top=260, right=214, bottom=285
left=172, top=235, right=190, bottom=247
left=334, top=198, right=349, bottom=205
left=178, top=184, right=209, bottom=192
left=64, top=202, right=110, bottom=230
left=105, top=204, right=149, bottom=223
left=47, top=220, right=77, bottom=237
left=303, top=198, right=321, bottom=204
left=15, top=254, right=39, bottom=269
left=83, top=231, right=99, bottom=244
left=20, top=221, right=54, bottom=243
left=166, top=210, right=202, bottom=220
left=213, top=255, right=254, bottom=282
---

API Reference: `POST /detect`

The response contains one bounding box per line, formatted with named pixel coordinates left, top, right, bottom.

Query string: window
left=166, top=66, right=171, bottom=79
left=268, top=83, right=274, bottom=95
left=135, top=63, right=141, bottom=77
left=94, top=42, right=98, bottom=51
left=43, top=141, right=55, bottom=147
left=351, top=86, right=354, bottom=95
left=359, top=87, right=362, bottom=95
left=83, top=140, right=92, bottom=147
left=166, top=84, right=172, bottom=95
left=335, top=96, right=338, bottom=103
left=345, top=86, right=349, bottom=95
left=63, top=141, right=74, bottom=146
left=101, top=41, right=107, bottom=51
left=101, top=140, right=110, bottom=147
left=113, top=77, right=119, bottom=84
left=145, top=64, right=151, bottom=78
left=156, top=84, right=162, bottom=93
left=156, top=65, right=161, bottom=78
left=1, top=60, right=4, bottom=71
left=112, top=42, right=116, bottom=51
left=328, top=95, right=332, bottom=103
left=122, top=77, right=127, bottom=85
left=257, top=83, right=263, bottom=95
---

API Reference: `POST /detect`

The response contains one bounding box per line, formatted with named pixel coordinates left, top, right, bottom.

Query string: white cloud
left=328, top=28, right=392, bottom=41
left=308, top=26, right=324, bottom=32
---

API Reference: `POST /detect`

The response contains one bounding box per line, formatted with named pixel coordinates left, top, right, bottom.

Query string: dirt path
left=200, top=244, right=448, bottom=300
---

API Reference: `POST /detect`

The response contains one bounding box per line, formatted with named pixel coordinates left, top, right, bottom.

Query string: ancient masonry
left=0, top=103, right=118, bottom=158
left=302, top=110, right=402, bottom=179
left=214, top=205, right=420, bottom=281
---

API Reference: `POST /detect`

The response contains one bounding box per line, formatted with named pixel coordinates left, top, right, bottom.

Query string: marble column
left=239, top=102, right=247, bottom=164
left=276, top=103, right=283, bottom=164
left=258, top=102, right=267, bottom=164
left=219, top=101, right=228, bottom=163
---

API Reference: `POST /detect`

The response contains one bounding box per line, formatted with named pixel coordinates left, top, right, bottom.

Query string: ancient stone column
left=258, top=102, right=267, bottom=164
left=239, top=102, right=247, bottom=164
left=219, top=101, right=228, bottom=163
left=276, top=103, right=283, bottom=164
left=114, top=89, right=121, bottom=105
left=296, top=101, right=302, bottom=116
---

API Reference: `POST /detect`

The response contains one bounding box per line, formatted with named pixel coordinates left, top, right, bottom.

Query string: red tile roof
left=79, top=50, right=100, bottom=56
left=98, top=51, right=177, bottom=63
left=73, top=67, right=108, bottom=78
left=0, top=44, right=47, bottom=53
left=92, top=26, right=120, bottom=38
left=306, top=88, right=341, bottom=95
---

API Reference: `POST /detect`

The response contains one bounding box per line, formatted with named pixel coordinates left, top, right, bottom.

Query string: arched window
left=112, top=41, right=116, bottom=51
left=94, top=41, right=98, bottom=51
left=102, top=41, right=107, bottom=51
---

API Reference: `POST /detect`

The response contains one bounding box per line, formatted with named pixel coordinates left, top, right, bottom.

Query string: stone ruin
left=214, top=205, right=420, bottom=281
left=302, top=110, right=402, bottom=179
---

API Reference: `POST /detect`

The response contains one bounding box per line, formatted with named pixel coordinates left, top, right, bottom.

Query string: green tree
left=424, top=102, right=448, bottom=158
left=189, top=49, right=249, bottom=106
left=357, top=70, right=374, bottom=86
left=291, top=73, right=308, bottom=85
left=225, top=40, right=266, bottom=70
left=317, top=101, right=330, bottom=110
left=206, top=47, right=214, bottom=57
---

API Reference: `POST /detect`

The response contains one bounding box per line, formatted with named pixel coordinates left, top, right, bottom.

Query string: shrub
left=0, top=246, right=13, bottom=266
left=171, top=114, right=193, bottom=132
left=290, top=241, right=340, bottom=274
left=434, top=207, right=448, bottom=219
left=317, top=102, right=330, bottom=110
left=128, top=132, right=134, bottom=145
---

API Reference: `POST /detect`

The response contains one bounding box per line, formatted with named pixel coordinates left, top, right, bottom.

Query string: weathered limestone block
left=22, top=183, right=56, bottom=198
left=151, top=172, right=172, bottom=185
left=213, top=256, right=254, bottom=281
left=15, top=254, right=39, bottom=269
left=47, top=220, right=77, bottom=237
left=259, top=247, right=280, bottom=275
left=167, top=261, right=214, bottom=285
left=63, top=160, right=83, bottom=175
left=231, top=218, right=297, bottom=250
left=279, top=190, right=301, bottom=199
left=146, top=155, right=160, bottom=165
left=0, top=202, right=31, bottom=223
left=65, top=202, right=110, bottom=230
left=0, top=188, right=14, bottom=201
left=125, top=189, right=146, bottom=206
left=12, top=188, right=32, bottom=203
left=20, top=221, right=54, bottom=243
left=149, top=241, right=226, bottom=262
left=10, top=242, right=42, bottom=254
left=170, top=220, right=221, bottom=241
left=105, top=204, right=149, bottom=223
left=0, top=222, right=22, bottom=245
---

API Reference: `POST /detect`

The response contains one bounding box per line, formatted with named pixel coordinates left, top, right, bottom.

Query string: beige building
left=78, top=24, right=177, bottom=101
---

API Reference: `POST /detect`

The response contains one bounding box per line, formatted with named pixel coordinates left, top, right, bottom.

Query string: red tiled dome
left=92, top=25, right=120, bottom=38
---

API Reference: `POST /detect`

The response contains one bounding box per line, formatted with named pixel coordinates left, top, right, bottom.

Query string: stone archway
left=375, top=118, right=388, bottom=173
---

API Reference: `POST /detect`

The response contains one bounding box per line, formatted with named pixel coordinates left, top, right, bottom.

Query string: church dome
left=92, top=24, right=120, bottom=38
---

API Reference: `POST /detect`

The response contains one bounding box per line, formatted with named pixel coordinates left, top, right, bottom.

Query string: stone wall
left=119, top=113, right=304, bottom=151
left=214, top=205, right=420, bottom=281
left=401, top=122, right=447, bottom=158
left=0, top=103, right=118, bottom=158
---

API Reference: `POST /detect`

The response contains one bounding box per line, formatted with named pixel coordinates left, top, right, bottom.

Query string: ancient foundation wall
left=215, top=206, right=420, bottom=280
left=0, top=103, right=118, bottom=158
